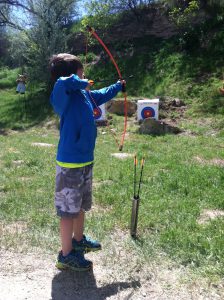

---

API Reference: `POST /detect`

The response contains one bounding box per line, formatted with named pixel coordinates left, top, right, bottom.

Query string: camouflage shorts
left=54, top=164, right=93, bottom=218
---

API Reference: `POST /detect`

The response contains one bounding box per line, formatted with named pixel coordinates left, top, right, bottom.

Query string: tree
left=163, top=1, right=201, bottom=27
left=0, top=26, right=9, bottom=65
left=83, top=0, right=157, bottom=28
left=0, top=1, right=38, bottom=29
left=0, top=0, right=80, bottom=30
left=0, top=0, right=80, bottom=81
left=5, top=30, right=29, bottom=68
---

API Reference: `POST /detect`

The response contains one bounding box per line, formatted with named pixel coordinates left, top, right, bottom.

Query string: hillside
left=69, top=6, right=224, bottom=119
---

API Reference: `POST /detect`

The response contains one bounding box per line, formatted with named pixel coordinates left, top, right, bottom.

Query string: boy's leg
left=73, top=209, right=85, bottom=242
left=60, top=217, right=73, bottom=256
left=58, top=215, right=92, bottom=271
left=72, top=164, right=102, bottom=253
left=55, top=165, right=92, bottom=271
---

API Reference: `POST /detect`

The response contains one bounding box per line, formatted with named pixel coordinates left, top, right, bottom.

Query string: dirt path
left=1, top=234, right=224, bottom=300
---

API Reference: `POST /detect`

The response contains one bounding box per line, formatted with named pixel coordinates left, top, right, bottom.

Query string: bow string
left=86, top=25, right=128, bottom=151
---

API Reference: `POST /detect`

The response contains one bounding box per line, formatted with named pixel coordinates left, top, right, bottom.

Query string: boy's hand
left=119, top=79, right=126, bottom=85
left=88, top=80, right=94, bottom=86
left=85, top=79, right=94, bottom=91
left=118, top=79, right=126, bottom=93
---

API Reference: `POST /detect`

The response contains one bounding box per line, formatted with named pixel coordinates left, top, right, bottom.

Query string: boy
left=50, top=53, right=125, bottom=271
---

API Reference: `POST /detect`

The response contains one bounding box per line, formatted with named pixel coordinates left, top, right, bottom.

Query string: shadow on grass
left=51, top=269, right=140, bottom=300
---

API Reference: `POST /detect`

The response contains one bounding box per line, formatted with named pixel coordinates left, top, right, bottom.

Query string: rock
left=159, top=96, right=185, bottom=109
left=139, top=118, right=181, bottom=135
left=12, top=160, right=24, bottom=166
left=31, top=143, right=54, bottom=147
left=106, top=100, right=137, bottom=116
left=95, top=120, right=108, bottom=127
left=111, top=153, right=134, bottom=159
left=171, top=98, right=185, bottom=107
left=45, top=120, right=58, bottom=129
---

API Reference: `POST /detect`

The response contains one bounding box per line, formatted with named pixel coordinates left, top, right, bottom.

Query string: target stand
left=137, top=99, right=159, bottom=121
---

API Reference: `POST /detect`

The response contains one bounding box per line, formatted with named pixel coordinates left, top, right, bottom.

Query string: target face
left=141, top=106, right=155, bottom=119
left=93, top=107, right=102, bottom=120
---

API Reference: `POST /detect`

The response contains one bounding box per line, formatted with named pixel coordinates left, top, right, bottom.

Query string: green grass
left=0, top=58, right=224, bottom=281
left=0, top=68, right=18, bottom=89
left=0, top=115, right=224, bottom=279
left=0, top=68, right=53, bottom=129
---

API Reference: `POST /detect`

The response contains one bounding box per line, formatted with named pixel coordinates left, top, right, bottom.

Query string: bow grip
left=86, top=25, right=93, bottom=32
left=121, top=82, right=126, bottom=93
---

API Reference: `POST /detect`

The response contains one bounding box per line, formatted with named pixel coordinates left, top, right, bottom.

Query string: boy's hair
left=49, top=53, right=83, bottom=82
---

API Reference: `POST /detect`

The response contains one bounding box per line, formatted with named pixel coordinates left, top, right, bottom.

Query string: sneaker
left=56, top=250, right=92, bottom=271
left=72, top=235, right=102, bottom=253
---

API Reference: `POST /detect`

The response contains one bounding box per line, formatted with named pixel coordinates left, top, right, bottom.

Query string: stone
left=139, top=118, right=181, bottom=135
left=95, top=120, right=108, bottom=127
left=106, top=100, right=137, bottom=116
left=159, top=96, right=185, bottom=109
left=171, top=98, right=186, bottom=107
left=31, top=142, right=54, bottom=147
left=12, top=160, right=24, bottom=166
left=111, top=153, right=134, bottom=159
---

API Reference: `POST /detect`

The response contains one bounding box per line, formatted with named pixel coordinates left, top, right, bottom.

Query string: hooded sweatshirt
left=50, top=74, right=122, bottom=163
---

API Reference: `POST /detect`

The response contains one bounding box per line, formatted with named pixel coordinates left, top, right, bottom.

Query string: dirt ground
left=1, top=232, right=224, bottom=300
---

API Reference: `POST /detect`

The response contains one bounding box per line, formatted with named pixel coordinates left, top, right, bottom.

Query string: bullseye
left=141, top=107, right=155, bottom=119
left=93, top=107, right=102, bottom=119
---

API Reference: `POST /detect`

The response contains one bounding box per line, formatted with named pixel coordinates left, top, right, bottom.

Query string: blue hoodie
left=50, top=75, right=122, bottom=163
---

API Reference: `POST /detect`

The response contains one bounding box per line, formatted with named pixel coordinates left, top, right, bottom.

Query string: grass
left=0, top=68, right=19, bottom=89
left=0, top=68, right=53, bottom=130
left=0, top=61, right=224, bottom=282
left=0, top=114, right=224, bottom=280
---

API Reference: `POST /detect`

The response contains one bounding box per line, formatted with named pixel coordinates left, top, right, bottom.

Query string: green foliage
left=5, top=31, right=30, bottom=68
left=84, top=24, right=224, bottom=114
left=78, top=52, right=99, bottom=65
left=168, top=0, right=200, bottom=27
left=2, top=0, right=80, bottom=82
left=0, top=68, right=52, bottom=129
left=71, top=20, right=83, bottom=34
left=0, top=67, right=18, bottom=88
left=208, top=0, right=224, bottom=7
left=80, top=0, right=129, bottom=41
left=26, top=2, right=68, bottom=82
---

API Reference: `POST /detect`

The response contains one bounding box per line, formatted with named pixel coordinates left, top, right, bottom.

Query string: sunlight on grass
left=0, top=68, right=224, bottom=280
left=0, top=118, right=223, bottom=279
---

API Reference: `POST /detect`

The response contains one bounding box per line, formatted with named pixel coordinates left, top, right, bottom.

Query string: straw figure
left=16, top=74, right=27, bottom=94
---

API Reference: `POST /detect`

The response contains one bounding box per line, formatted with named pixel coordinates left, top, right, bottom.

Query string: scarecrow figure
left=16, top=74, right=27, bottom=94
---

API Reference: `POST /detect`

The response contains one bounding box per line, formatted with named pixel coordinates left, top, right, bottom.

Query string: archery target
left=137, top=99, right=159, bottom=121
left=93, top=103, right=106, bottom=121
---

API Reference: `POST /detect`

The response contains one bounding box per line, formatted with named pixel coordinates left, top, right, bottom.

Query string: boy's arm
left=89, top=81, right=122, bottom=106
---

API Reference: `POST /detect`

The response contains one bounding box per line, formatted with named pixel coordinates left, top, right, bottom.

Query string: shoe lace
left=74, top=250, right=88, bottom=263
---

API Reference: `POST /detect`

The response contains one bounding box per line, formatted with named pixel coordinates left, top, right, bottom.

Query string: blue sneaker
left=72, top=235, right=102, bottom=253
left=56, top=250, right=92, bottom=271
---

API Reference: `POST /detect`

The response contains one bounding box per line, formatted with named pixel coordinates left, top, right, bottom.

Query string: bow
left=86, top=25, right=128, bottom=151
